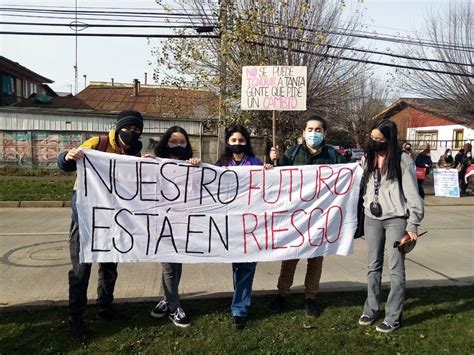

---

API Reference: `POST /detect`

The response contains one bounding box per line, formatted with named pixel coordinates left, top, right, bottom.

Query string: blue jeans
left=231, top=262, right=257, bottom=317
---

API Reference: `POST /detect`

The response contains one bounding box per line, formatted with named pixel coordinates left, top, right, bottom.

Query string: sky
left=0, top=0, right=454, bottom=95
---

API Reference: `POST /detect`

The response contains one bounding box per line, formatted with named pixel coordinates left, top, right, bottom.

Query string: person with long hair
left=149, top=126, right=200, bottom=328
left=438, top=148, right=455, bottom=169
left=216, top=124, right=272, bottom=329
left=358, top=119, right=424, bottom=333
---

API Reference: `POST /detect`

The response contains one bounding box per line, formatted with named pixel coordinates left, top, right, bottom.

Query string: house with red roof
left=374, top=98, right=473, bottom=162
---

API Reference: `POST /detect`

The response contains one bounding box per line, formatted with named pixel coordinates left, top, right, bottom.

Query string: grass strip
left=1, top=286, right=473, bottom=354
left=0, top=176, right=74, bottom=201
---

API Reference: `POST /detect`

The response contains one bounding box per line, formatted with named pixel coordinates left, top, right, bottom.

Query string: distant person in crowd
left=149, top=126, right=200, bottom=328
left=358, top=119, right=424, bottom=333
left=402, top=142, right=413, bottom=159
left=58, top=110, right=144, bottom=342
left=344, top=149, right=352, bottom=163
left=415, top=143, right=433, bottom=199
left=438, top=149, right=455, bottom=169
left=455, top=143, right=473, bottom=196
left=215, top=124, right=273, bottom=330
left=267, top=115, right=345, bottom=317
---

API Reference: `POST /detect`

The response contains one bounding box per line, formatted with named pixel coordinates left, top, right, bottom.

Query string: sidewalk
left=1, top=195, right=473, bottom=208
left=0, top=205, right=472, bottom=309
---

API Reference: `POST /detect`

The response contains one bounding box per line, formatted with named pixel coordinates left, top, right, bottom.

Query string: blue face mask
left=305, top=132, right=324, bottom=147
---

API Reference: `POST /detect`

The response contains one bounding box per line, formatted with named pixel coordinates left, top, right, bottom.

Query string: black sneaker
left=69, top=314, right=88, bottom=343
left=304, top=298, right=320, bottom=317
left=169, top=307, right=191, bottom=328
left=232, top=316, right=247, bottom=330
left=358, top=314, right=378, bottom=326
left=268, top=294, right=285, bottom=312
left=376, top=320, right=401, bottom=333
left=151, top=300, right=169, bottom=318
left=97, top=306, right=117, bottom=321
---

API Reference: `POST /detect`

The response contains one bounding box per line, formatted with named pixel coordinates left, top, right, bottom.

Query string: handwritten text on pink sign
left=241, top=66, right=307, bottom=111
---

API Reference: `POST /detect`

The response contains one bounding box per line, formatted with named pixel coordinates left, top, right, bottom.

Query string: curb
left=0, top=198, right=473, bottom=208
left=0, top=201, right=70, bottom=208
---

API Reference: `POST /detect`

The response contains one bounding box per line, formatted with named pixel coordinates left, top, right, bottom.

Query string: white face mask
left=467, top=152, right=472, bottom=158
left=447, top=152, right=452, bottom=157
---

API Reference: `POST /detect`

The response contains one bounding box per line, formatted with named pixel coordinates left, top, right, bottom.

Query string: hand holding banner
left=76, top=150, right=362, bottom=263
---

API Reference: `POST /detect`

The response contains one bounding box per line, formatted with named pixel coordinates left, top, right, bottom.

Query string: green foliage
left=0, top=287, right=473, bottom=353
left=152, top=0, right=369, bottom=149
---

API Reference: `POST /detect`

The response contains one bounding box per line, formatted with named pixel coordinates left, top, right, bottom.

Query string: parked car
left=350, top=148, right=365, bottom=162
left=327, top=144, right=346, bottom=155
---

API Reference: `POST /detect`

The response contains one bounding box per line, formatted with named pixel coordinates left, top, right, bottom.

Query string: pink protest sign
left=241, top=66, right=307, bottom=111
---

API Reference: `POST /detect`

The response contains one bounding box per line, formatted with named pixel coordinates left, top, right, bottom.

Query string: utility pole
left=74, top=0, right=78, bottom=94
left=217, top=0, right=228, bottom=161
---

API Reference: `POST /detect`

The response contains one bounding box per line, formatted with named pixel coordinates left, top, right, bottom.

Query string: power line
left=0, top=4, right=216, bottom=12
left=245, top=39, right=474, bottom=78
left=257, top=32, right=473, bottom=68
left=3, top=8, right=470, bottom=52
left=0, top=13, right=207, bottom=24
left=261, top=21, right=474, bottom=52
left=0, top=21, right=212, bottom=29
left=0, top=31, right=219, bottom=38
left=0, top=7, right=218, bottom=19
left=6, top=20, right=467, bottom=67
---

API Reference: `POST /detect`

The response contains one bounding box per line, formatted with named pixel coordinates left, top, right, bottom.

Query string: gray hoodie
left=362, top=153, right=424, bottom=233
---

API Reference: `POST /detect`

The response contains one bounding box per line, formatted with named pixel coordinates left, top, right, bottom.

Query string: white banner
left=241, top=66, right=307, bottom=111
left=433, top=168, right=460, bottom=197
left=76, top=150, right=362, bottom=263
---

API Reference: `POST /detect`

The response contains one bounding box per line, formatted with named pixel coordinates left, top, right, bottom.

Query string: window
left=453, top=129, right=464, bottom=149
left=415, top=130, right=438, bottom=150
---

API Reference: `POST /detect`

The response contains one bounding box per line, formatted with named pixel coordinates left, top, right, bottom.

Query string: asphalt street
left=0, top=204, right=473, bottom=308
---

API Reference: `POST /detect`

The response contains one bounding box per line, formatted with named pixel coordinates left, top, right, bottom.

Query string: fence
left=400, top=139, right=473, bottom=164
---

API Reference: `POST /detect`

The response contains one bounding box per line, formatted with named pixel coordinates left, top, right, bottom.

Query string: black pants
left=417, top=179, right=425, bottom=199
left=68, top=220, right=118, bottom=315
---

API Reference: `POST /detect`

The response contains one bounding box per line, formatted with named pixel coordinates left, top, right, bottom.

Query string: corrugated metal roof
left=13, top=83, right=219, bottom=120
left=0, top=108, right=202, bottom=135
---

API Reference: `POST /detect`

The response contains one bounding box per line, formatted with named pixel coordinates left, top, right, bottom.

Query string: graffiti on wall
left=1, top=131, right=81, bottom=165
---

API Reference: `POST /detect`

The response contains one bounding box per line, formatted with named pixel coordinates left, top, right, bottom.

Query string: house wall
left=1, top=74, right=47, bottom=106
left=389, top=107, right=454, bottom=140
left=406, top=124, right=474, bottom=163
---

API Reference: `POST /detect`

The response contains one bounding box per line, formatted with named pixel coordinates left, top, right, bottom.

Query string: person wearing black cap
left=57, top=110, right=144, bottom=342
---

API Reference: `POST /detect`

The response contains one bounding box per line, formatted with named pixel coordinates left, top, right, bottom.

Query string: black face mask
left=118, top=130, right=141, bottom=147
left=125, top=140, right=142, bottom=156
left=227, top=144, right=247, bottom=155
left=167, top=146, right=189, bottom=160
left=368, top=138, right=387, bottom=152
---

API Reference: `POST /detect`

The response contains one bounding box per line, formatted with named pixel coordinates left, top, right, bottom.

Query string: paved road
left=0, top=205, right=473, bottom=308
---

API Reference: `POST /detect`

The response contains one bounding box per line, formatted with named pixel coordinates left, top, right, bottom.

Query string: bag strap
left=97, top=135, right=109, bottom=152
left=327, top=146, right=337, bottom=164
left=287, top=144, right=302, bottom=164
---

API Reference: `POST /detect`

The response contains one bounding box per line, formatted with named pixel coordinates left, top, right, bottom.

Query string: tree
left=153, top=0, right=369, bottom=149
left=396, top=1, right=473, bottom=114
left=331, top=74, right=392, bottom=148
